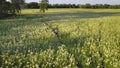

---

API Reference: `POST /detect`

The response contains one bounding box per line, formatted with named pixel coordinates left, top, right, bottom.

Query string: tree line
left=24, top=2, right=120, bottom=9
left=80, top=3, right=120, bottom=9
left=24, top=3, right=79, bottom=9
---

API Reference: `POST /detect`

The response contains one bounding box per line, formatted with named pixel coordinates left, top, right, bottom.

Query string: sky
left=7, top=0, right=120, bottom=5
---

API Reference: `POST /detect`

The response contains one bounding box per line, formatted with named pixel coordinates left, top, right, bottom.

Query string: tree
left=85, top=3, right=91, bottom=8
left=26, top=2, right=39, bottom=9
left=0, top=0, right=25, bottom=19
left=0, top=0, right=7, bottom=14
left=103, top=4, right=110, bottom=8
left=40, top=0, right=49, bottom=13
left=11, top=0, right=25, bottom=13
left=0, top=0, right=13, bottom=19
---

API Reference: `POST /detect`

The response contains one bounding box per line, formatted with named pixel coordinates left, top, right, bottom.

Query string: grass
left=0, top=8, right=120, bottom=68
left=21, top=9, right=120, bottom=14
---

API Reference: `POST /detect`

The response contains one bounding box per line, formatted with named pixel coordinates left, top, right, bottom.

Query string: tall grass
left=0, top=9, right=120, bottom=68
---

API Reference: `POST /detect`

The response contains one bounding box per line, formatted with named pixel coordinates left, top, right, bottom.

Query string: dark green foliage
left=80, top=3, right=120, bottom=9
left=11, top=0, right=25, bottom=13
left=0, top=0, right=25, bottom=19
left=0, top=0, right=10, bottom=14
left=48, top=4, right=79, bottom=8
left=23, top=3, right=120, bottom=9
left=26, top=2, right=39, bottom=9
left=40, top=0, right=49, bottom=13
left=0, top=0, right=24, bottom=14
left=24, top=3, right=79, bottom=9
left=0, top=0, right=15, bottom=19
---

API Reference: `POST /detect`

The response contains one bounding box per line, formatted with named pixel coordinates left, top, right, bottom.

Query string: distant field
left=0, top=9, right=120, bottom=68
left=21, top=8, right=120, bottom=14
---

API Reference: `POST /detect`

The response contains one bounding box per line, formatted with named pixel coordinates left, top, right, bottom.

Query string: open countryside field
left=0, top=9, right=120, bottom=68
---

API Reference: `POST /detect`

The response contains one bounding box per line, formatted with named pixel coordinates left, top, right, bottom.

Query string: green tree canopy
left=0, top=0, right=25, bottom=19
left=0, top=0, right=9, bottom=14
left=40, top=0, right=49, bottom=13
left=11, top=0, right=25, bottom=13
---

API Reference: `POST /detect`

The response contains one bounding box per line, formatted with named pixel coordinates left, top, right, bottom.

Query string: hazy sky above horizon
left=7, top=0, right=120, bottom=4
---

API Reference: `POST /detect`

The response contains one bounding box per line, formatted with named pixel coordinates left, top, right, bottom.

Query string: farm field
left=0, top=9, right=120, bottom=68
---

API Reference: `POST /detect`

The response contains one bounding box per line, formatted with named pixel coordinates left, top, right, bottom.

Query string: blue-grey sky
left=8, top=0, right=120, bottom=5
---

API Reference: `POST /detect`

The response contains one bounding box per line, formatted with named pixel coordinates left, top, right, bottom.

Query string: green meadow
left=0, top=9, right=120, bottom=68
